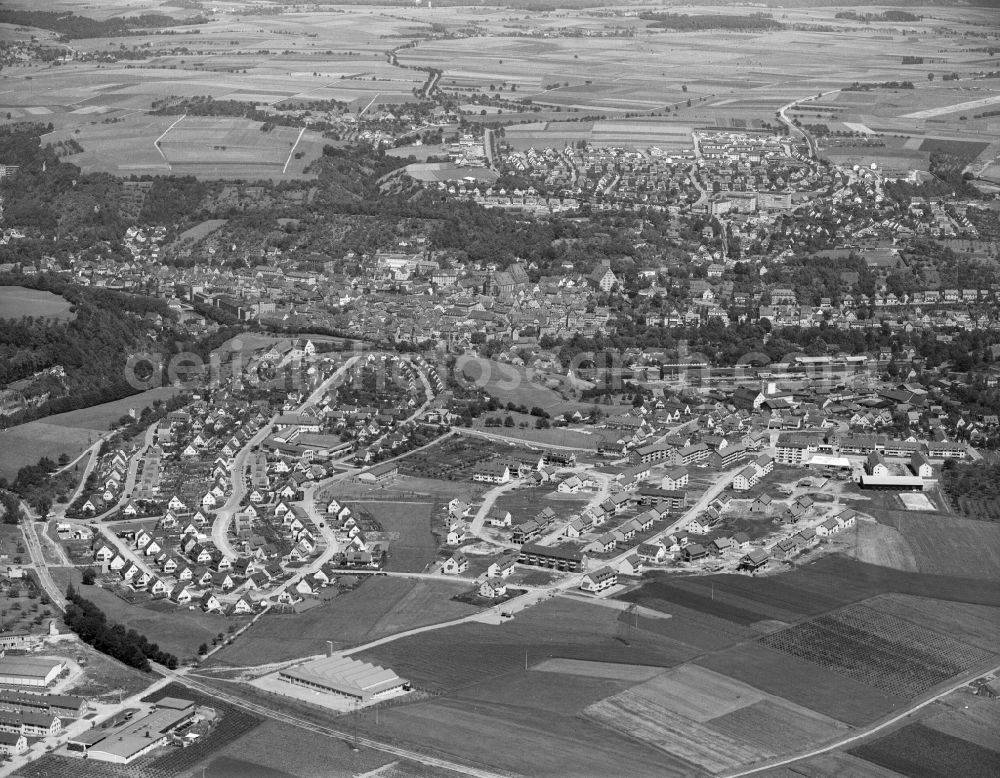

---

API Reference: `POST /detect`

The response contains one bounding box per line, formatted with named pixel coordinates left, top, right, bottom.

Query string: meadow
left=207, top=577, right=477, bottom=666
left=0, top=286, right=74, bottom=321
left=348, top=500, right=438, bottom=573
left=0, top=384, right=181, bottom=480
left=0, top=421, right=95, bottom=483
left=52, top=566, right=236, bottom=661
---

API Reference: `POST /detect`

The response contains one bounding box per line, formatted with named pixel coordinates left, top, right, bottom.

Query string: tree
left=503, top=415, right=515, bottom=427
left=198, top=642, right=209, bottom=655
left=927, top=72, right=934, bottom=81
left=81, top=567, right=96, bottom=585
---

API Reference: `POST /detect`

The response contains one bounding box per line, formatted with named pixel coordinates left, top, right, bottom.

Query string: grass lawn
left=207, top=577, right=478, bottom=666
left=51, top=567, right=236, bottom=661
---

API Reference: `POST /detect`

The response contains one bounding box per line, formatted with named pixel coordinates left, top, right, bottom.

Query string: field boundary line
left=721, top=660, right=1000, bottom=778
left=283, top=126, right=306, bottom=174
left=153, top=114, right=186, bottom=166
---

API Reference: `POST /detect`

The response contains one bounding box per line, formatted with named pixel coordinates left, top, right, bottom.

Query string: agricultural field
left=622, top=555, right=1000, bottom=620
left=759, top=601, right=997, bottom=698
left=347, top=501, right=438, bottom=573
left=851, top=519, right=919, bottom=572
left=920, top=687, right=1000, bottom=753
left=356, top=596, right=700, bottom=693
left=207, top=577, right=477, bottom=667
left=204, top=718, right=420, bottom=778
left=890, top=514, right=1000, bottom=579
left=849, top=723, right=1000, bottom=778
left=584, top=665, right=848, bottom=774
left=0, top=286, right=74, bottom=322
left=696, top=641, right=905, bottom=727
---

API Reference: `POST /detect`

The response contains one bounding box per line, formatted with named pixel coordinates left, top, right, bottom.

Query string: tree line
left=64, top=584, right=179, bottom=671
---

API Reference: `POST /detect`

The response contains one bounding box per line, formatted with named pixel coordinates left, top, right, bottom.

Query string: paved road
left=211, top=355, right=362, bottom=559
left=17, top=507, right=67, bottom=609
left=722, top=661, right=1000, bottom=778
left=92, top=421, right=159, bottom=521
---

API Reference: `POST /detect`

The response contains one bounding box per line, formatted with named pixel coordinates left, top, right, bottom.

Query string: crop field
left=697, top=641, right=905, bottom=727
left=208, top=577, right=476, bottom=666
left=859, top=594, right=1000, bottom=652
left=206, top=719, right=404, bottom=778
left=759, top=601, right=996, bottom=699
left=849, top=723, right=1000, bottom=778
left=41, top=99, right=323, bottom=180
left=922, top=690, right=1000, bottom=753
left=356, top=597, right=699, bottom=693
left=586, top=691, right=770, bottom=774
left=707, top=698, right=847, bottom=756
left=366, top=692, right=683, bottom=778
left=531, top=658, right=664, bottom=682
left=617, top=577, right=803, bottom=626
left=761, top=751, right=915, bottom=778
left=583, top=664, right=847, bottom=773
left=622, top=556, right=1000, bottom=629
left=890, top=514, right=1000, bottom=579
left=347, top=501, right=437, bottom=573
left=0, top=286, right=73, bottom=321
left=851, top=519, right=919, bottom=571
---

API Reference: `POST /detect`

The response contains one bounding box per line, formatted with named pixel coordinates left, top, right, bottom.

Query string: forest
left=0, top=274, right=174, bottom=428
left=639, top=12, right=784, bottom=32
left=0, top=9, right=206, bottom=39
